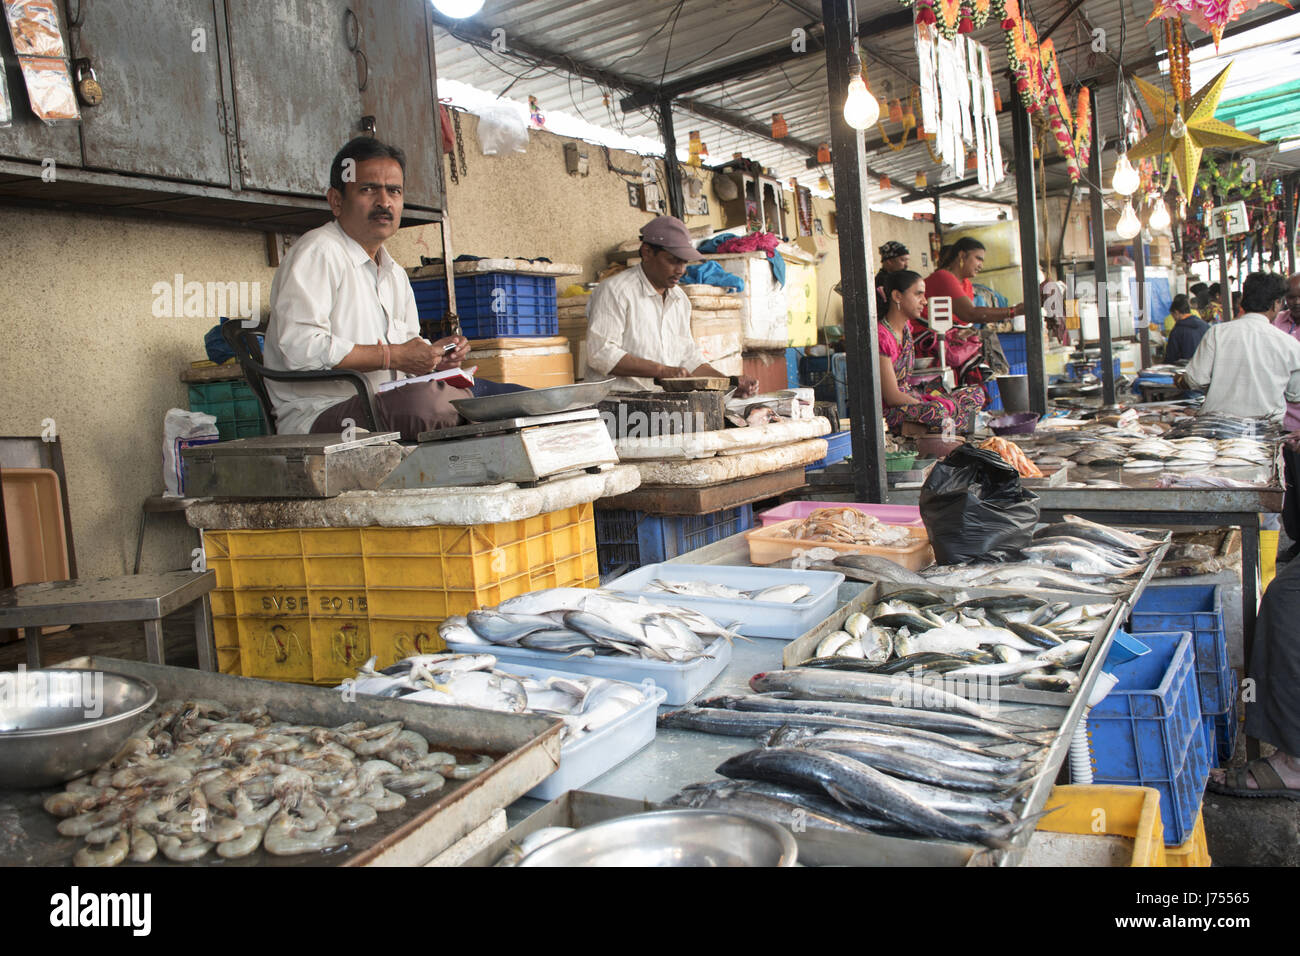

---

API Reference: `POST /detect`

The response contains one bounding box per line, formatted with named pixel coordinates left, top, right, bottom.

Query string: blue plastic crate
left=806, top=430, right=852, bottom=471
left=984, top=379, right=1002, bottom=412
left=1088, top=630, right=1208, bottom=844
left=412, top=273, right=558, bottom=338
left=1008, top=361, right=1028, bottom=376
left=831, top=352, right=849, bottom=420
left=1129, top=584, right=1231, bottom=714
left=594, top=506, right=755, bottom=578
left=1202, top=668, right=1239, bottom=766
left=799, top=353, right=831, bottom=388
left=999, top=331, right=1028, bottom=366
left=785, top=348, right=801, bottom=389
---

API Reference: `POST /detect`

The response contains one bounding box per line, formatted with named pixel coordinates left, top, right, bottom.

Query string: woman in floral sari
left=878, top=269, right=986, bottom=432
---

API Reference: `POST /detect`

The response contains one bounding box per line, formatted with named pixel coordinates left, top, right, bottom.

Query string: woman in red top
left=923, top=237, right=1024, bottom=325
left=878, top=270, right=987, bottom=433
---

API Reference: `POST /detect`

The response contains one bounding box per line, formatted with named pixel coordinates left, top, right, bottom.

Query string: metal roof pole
left=821, top=0, right=887, bottom=502
left=1285, top=174, right=1297, bottom=276
left=1011, top=85, right=1047, bottom=414
left=658, top=100, right=686, bottom=219
left=1135, top=231, right=1150, bottom=369
left=1087, top=89, right=1117, bottom=405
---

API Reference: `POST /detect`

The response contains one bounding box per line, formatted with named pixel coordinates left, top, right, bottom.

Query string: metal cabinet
left=352, top=0, right=442, bottom=213
left=0, top=0, right=442, bottom=227
left=225, top=0, right=361, bottom=197
left=76, top=0, right=233, bottom=186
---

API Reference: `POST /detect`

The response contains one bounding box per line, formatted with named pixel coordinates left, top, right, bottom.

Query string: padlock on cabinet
left=74, top=59, right=103, bottom=107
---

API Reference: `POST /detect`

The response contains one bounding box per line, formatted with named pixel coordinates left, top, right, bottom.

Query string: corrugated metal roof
left=432, top=0, right=1300, bottom=219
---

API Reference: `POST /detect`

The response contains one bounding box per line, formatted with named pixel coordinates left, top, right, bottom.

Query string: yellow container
left=202, top=503, right=600, bottom=684
left=1035, top=784, right=1167, bottom=866
left=1163, top=810, right=1211, bottom=867
left=786, top=263, right=818, bottom=347
left=1261, top=528, right=1279, bottom=590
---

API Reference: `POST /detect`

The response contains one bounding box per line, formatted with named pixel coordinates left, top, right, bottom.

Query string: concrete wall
left=0, top=112, right=934, bottom=578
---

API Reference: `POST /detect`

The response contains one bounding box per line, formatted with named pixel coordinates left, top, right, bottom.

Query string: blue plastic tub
left=1088, top=630, right=1208, bottom=844
left=594, top=506, right=754, bottom=578
left=806, top=430, right=852, bottom=471
left=1129, top=584, right=1231, bottom=714
left=412, top=273, right=558, bottom=338
left=1202, top=668, right=1239, bottom=766
left=984, top=379, right=1003, bottom=413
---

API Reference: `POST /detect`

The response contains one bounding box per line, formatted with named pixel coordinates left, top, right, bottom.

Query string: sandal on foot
left=1207, top=757, right=1300, bottom=800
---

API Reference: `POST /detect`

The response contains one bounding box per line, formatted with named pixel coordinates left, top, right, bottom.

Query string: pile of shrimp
left=44, top=698, right=492, bottom=867
left=774, top=508, right=913, bottom=548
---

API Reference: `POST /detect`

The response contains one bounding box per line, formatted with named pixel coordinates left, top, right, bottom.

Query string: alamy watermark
left=0, top=665, right=104, bottom=719
left=151, top=274, right=261, bottom=322
left=600, top=406, right=710, bottom=443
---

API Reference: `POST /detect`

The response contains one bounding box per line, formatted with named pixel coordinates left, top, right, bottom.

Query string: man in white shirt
left=584, top=216, right=757, bottom=395
left=1179, top=272, right=1300, bottom=420
left=265, top=137, right=503, bottom=439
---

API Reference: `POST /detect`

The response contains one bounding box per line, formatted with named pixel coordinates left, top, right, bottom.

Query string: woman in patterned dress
left=878, top=269, right=986, bottom=433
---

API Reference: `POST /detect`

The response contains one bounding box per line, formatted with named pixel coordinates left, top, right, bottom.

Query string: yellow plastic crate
left=202, top=503, right=599, bottom=684
left=1035, top=784, right=1167, bottom=866
left=1164, top=810, right=1211, bottom=867
left=1261, top=528, right=1279, bottom=590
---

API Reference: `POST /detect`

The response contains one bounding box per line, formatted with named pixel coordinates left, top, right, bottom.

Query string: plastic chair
left=220, top=320, right=385, bottom=432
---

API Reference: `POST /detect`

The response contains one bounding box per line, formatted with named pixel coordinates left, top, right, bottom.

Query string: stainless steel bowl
left=516, top=810, right=798, bottom=867
left=451, top=379, right=616, bottom=422
left=0, top=669, right=157, bottom=789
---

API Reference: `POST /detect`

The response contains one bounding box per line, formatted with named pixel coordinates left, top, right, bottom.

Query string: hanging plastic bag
left=476, top=106, right=529, bottom=156
left=162, top=409, right=220, bottom=497
left=918, top=444, right=1040, bottom=564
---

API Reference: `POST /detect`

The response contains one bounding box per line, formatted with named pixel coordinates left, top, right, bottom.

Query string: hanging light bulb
left=1149, top=196, right=1171, bottom=231
left=1170, top=106, right=1187, bottom=139
left=843, top=55, right=880, bottom=130
left=1111, top=152, right=1140, bottom=196
left=1116, top=201, right=1142, bottom=240
left=431, top=0, right=485, bottom=18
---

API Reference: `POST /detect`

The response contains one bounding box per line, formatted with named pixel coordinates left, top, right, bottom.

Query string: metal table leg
left=194, top=595, right=216, bottom=672
left=133, top=509, right=148, bottom=575
left=24, top=626, right=41, bottom=668
left=1242, top=516, right=1262, bottom=761
left=143, top=618, right=165, bottom=666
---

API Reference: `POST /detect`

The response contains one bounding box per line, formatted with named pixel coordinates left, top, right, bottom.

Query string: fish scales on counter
left=439, top=587, right=740, bottom=663
left=43, top=700, right=494, bottom=867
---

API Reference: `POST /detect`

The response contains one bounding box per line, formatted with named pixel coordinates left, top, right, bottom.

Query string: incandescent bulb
left=1111, top=152, right=1140, bottom=196
left=431, top=0, right=485, bottom=18
left=843, top=75, right=880, bottom=131
left=1149, top=198, right=1171, bottom=231
left=1170, top=109, right=1187, bottom=139
left=1117, top=201, right=1142, bottom=240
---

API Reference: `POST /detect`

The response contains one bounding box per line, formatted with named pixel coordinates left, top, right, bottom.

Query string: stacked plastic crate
left=409, top=265, right=572, bottom=388
left=594, top=506, right=755, bottom=579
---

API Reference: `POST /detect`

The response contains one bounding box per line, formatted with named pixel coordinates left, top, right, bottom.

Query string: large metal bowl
left=516, top=809, right=799, bottom=867
left=0, top=669, right=157, bottom=789
left=451, top=379, right=616, bottom=422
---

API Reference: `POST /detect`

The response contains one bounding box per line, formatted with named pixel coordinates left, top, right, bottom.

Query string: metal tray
left=452, top=380, right=616, bottom=422
left=0, top=657, right=562, bottom=867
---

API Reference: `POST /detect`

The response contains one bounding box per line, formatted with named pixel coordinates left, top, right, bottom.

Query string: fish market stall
left=488, top=515, right=1168, bottom=866
left=0, top=657, right=563, bottom=867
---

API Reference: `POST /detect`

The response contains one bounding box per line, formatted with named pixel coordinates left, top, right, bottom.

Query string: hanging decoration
left=899, top=0, right=996, bottom=39
left=913, top=22, right=1003, bottom=188
left=1126, top=63, right=1266, bottom=199
left=528, top=95, right=545, bottom=129
left=879, top=175, right=892, bottom=189
left=1148, top=0, right=1291, bottom=50
left=771, top=113, right=788, bottom=138
left=687, top=130, right=708, bottom=167
left=878, top=92, right=918, bottom=152
left=816, top=142, right=831, bottom=163
left=997, top=0, right=1092, bottom=182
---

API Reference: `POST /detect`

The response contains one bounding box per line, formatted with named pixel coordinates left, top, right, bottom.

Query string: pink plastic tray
left=756, top=500, right=923, bottom=528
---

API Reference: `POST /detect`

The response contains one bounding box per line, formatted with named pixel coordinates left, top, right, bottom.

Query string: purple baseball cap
left=639, top=215, right=703, bottom=261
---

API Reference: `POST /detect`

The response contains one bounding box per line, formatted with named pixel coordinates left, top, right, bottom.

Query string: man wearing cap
left=875, top=241, right=909, bottom=307
left=585, top=215, right=758, bottom=395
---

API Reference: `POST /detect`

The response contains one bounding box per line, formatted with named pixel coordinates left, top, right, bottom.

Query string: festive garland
left=898, top=0, right=995, bottom=39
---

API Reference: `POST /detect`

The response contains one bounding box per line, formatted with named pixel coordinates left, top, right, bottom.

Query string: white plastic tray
left=441, top=636, right=732, bottom=706
left=603, top=563, right=845, bottom=640
left=495, top=662, right=666, bottom=800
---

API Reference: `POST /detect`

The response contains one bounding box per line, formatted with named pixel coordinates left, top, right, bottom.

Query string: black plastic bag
left=919, top=445, right=1040, bottom=564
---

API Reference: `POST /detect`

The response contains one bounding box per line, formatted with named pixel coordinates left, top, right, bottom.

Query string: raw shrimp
left=74, top=828, right=129, bottom=867
left=217, top=823, right=265, bottom=859
left=129, top=828, right=158, bottom=863
left=198, top=814, right=245, bottom=844
left=331, top=801, right=378, bottom=832
left=448, top=755, right=494, bottom=780
left=263, top=809, right=339, bottom=856
left=386, top=771, right=444, bottom=798
left=157, top=835, right=213, bottom=862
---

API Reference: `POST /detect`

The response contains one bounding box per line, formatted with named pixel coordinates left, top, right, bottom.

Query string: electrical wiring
left=603, top=0, right=686, bottom=74
left=648, top=0, right=782, bottom=82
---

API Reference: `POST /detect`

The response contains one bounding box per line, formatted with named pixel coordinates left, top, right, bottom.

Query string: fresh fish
left=843, top=612, right=871, bottom=640
left=894, top=624, right=981, bottom=657
left=1034, top=639, right=1091, bottom=667
left=465, top=610, right=560, bottom=644
left=881, top=588, right=949, bottom=607
left=935, top=564, right=1125, bottom=595
left=659, top=706, right=925, bottom=737
left=1006, top=621, right=1064, bottom=649
left=717, top=747, right=1027, bottom=850
left=816, top=630, right=854, bottom=658
left=664, top=781, right=872, bottom=834
left=945, top=657, right=1072, bottom=681
left=957, top=595, right=1049, bottom=613
left=793, top=738, right=1030, bottom=793
left=405, top=669, right=528, bottom=713
left=831, top=553, right=932, bottom=585
left=1058, top=515, right=1161, bottom=553
left=750, top=584, right=812, bottom=603
left=863, top=626, right=893, bottom=664
left=1029, top=536, right=1146, bottom=566
left=1019, top=674, right=1077, bottom=692
left=750, top=668, right=1000, bottom=721
left=671, top=779, right=898, bottom=832
left=496, top=826, right=577, bottom=865
left=1021, top=543, right=1145, bottom=578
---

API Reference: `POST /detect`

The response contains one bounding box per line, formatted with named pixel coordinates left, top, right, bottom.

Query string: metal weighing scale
left=380, top=409, right=619, bottom=488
